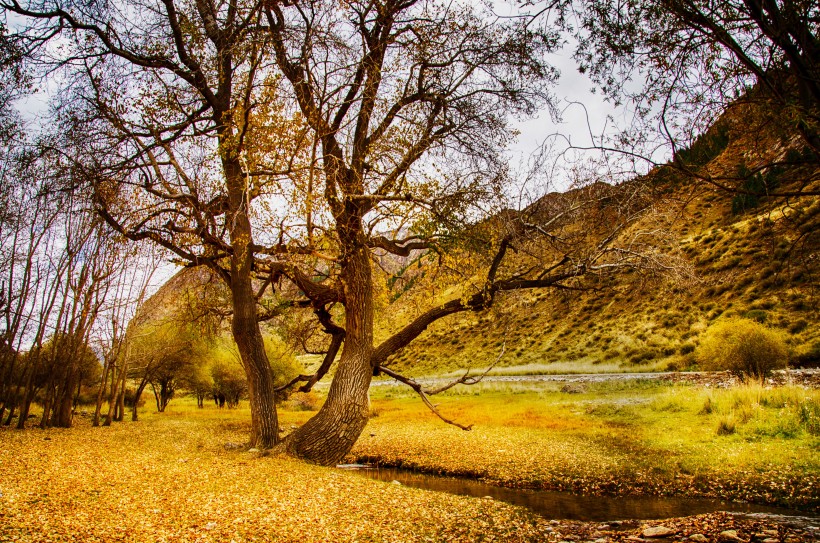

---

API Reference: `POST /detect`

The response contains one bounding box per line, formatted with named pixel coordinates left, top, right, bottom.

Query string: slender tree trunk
left=152, top=382, right=161, bottom=412
left=113, top=371, right=126, bottom=421
left=113, top=348, right=128, bottom=422
left=131, top=378, right=148, bottom=421
left=39, top=378, right=56, bottom=429
left=3, top=402, right=16, bottom=427
left=16, top=386, right=36, bottom=429
left=223, top=158, right=279, bottom=448
left=280, top=245, right=373, bottom=465
left=92, top=360, right=111, bottom=427
left=0, top=352, right=20, bottom=421
left=103, top=362, right=124, bottom=426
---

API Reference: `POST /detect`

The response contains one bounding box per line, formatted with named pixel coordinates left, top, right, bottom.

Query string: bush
left=285, top=392, right=322, bottom=412
left=716, top=414, right=736, bottom=435
left=742, top=309, right=768, bottom=323
left=696, top=318, right=788, bottom=380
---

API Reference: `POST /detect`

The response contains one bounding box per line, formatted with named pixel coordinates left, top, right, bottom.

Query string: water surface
left=347, top=466, right=811, bottom=523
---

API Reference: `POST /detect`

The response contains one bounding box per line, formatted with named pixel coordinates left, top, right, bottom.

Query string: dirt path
left=369, top=368, right=820, bottom=389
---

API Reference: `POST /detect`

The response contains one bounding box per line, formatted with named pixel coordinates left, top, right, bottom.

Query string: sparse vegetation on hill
left=380, top=101, right=820, bottom=378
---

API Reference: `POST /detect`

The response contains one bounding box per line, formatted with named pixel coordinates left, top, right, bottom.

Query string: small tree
left=697, top=318, right=788, bottom=380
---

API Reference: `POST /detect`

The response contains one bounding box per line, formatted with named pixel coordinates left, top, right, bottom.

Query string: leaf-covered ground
left=1, top=379, right=818, bottom=542
left=0, top=414, right=556, bottom=542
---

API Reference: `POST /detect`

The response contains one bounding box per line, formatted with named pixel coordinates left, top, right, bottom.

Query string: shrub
left=696, top=318, right=788, bottom=380
left=792, top=341, right=820, bottom=368
left=285, top=392, right=322, bottom=412
left=699, top=396, right=713, bottom=415
left=679, top=343, right=696, bottom=355
left=788, top=319, right=809, bottom=334
left=742, top=309, right=768, bottom=323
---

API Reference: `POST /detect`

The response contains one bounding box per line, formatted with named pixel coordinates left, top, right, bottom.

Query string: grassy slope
left=380, top=104, right=820, bottom=378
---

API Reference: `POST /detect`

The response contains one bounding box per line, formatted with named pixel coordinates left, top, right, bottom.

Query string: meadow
left=358, top=379, right=819, bottom=509
left=0, top=377, right=817, bottom=542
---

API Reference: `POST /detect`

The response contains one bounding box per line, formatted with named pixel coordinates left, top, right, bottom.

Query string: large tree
left=4, top=0, right=674, bottom=463
left=258, top=1, right=680, bottom=464
left=2, top=0, right=305, bottom=446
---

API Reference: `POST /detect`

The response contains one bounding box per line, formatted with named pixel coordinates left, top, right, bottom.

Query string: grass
left=357, top=380, right=820, bottom=510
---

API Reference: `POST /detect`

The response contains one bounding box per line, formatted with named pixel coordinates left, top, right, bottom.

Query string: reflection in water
left=348, top=466, right=802, bottom=522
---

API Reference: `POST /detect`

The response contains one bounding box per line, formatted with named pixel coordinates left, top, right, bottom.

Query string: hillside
left=380, top=101, right=820, bottom=377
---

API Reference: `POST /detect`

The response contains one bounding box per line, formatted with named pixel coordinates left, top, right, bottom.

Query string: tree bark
left=223, top=158, right=280, bottom=448
left=279, top=244, right=373, bottom=465
left=131, top=377, right=148, bottom=421
left=92, top=359, right=111, bottom=427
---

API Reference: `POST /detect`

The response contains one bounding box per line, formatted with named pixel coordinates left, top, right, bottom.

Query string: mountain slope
left=380, top=101, right=820, bottom=377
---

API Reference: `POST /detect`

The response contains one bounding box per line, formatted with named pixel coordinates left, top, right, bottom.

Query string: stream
left=342, top=465, right=817, bottom=524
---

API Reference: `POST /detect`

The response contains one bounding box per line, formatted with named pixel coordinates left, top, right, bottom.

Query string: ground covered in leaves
left=0, top=413, right=555, bottom=542
left=1, top=377, right=818, bottom=542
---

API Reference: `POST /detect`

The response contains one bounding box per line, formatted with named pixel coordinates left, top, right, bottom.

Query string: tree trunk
left=92, top=359, right=111, bottom=427
left=53, top=372, right=77, bottom=428
left=16, top=383, right=37, bottom=430
left=113, top=373, right=126, bottom=421
left=223, top=158, right=279, bottom=448
left=103, top=361, right=123, bottom=426
left=132, top=378, right=148, bottom=421
left=53, top=357, right=79, bottom=428
left=152, top=382, right=161, bottom=412
left=3, top=402, right=16, bottom=427
left=280, top=245, right=373, bottom=465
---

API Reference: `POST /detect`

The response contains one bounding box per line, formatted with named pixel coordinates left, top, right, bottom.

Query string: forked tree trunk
left=53, top=366, right=78, bottom=428
left=92, top=359, right=111, bottom=427
left=280, top=246, right=373, bottom=465
left=131, top=378, right=148, bottom=421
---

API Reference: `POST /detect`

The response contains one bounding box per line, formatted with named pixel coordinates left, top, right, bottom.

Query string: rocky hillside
left=380, top=100, right=820, bottom=377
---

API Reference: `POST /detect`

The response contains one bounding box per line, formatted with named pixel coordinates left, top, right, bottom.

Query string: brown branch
left=376, top=366, right=472, bottom=431
left=257, top=260, right=344, bottom=306
left=368, top=235, right=435, bottom=257
left=275, top=308, right=345, bottom=393
left=424, top=340, right=507, bottom=395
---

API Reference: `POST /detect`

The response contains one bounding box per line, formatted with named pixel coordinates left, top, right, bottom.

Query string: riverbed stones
left=718, top=530, right=743, bottom=542
left=688, top=535, right=708, bottom=542
left=642, top=525, right=677, bottom=538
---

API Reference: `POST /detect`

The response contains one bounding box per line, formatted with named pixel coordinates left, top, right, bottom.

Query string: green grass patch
left=360, top=380, right=819, bottom=510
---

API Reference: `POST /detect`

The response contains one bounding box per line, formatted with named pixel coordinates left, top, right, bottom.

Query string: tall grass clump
left=696, top=317, right=788, bottom=380
left=705, top=384, right=820, bottom=438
